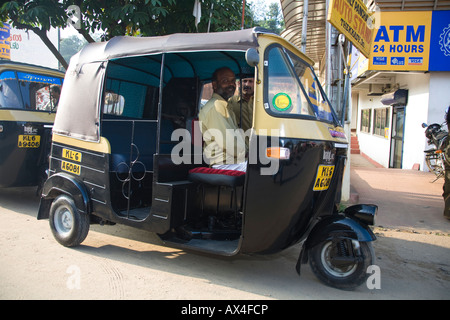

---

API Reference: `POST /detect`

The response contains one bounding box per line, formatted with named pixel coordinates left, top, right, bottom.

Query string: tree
left=1, top=0, right=70, bottom=69
left=60, top=34, right=86, bottom=65
left=250, top=1, right=284, bottom=34
left=1, top=0, right=258, bottom=70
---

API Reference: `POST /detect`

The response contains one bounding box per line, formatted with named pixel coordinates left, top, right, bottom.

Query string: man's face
left=213, top=68, right=236, bottom=100
left=241, top=78, right=254, bottom=97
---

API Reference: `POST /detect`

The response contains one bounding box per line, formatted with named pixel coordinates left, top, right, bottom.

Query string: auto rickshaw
left=0, top=61, right=64, bottom=189
left=38, top=28, right=377, bottom=290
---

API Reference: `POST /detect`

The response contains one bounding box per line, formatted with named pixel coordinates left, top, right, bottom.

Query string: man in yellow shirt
left=227, top=77, right=254, bottom=133
left=199, top=67, right=247, bottom=171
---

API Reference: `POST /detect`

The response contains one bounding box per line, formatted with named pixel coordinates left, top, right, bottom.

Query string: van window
left=0, top=71, right=22, bottom=109
left=0, top=70, right=63, bottom=111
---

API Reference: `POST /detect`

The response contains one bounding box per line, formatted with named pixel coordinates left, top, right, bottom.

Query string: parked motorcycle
left=422, top=122, right=448, bottom=179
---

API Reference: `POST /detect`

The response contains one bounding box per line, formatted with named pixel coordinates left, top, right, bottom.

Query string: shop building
left=351, top=8, right=450, bottom=170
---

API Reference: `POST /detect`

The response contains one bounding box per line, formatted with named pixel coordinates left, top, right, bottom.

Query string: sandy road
left=0, top=186, right=449, bottom=300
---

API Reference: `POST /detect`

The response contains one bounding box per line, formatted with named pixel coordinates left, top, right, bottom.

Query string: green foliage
left=250, top=1, right=284, bottom=35
left=0, top=0, right=282, bottom=69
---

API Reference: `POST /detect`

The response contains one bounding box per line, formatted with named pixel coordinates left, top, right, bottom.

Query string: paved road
left=0, top=159, right=449, bottom=300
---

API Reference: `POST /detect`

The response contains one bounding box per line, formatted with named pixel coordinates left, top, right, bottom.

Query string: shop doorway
left=390, top=107, right=405, bottom=168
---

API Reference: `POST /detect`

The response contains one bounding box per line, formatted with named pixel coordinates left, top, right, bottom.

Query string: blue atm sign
left=369, top=10, right=450, bottom=71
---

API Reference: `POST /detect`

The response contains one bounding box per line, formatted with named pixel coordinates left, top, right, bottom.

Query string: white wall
left=355, top=72, right=450, bottom=171
left=396, top=73, right=430, bottom=170
left=9, top=27, right=60, bottom=69
left=355, top=72, right=436, bottom=170
left=356, top=89, right=392, bottom=167
left=428, top=72, right=450, bottom=125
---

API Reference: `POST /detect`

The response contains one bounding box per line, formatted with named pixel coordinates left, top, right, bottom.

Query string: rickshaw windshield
left=265, top=44, right=336, bottom=123
left=0, top=70, right=63, bottom=112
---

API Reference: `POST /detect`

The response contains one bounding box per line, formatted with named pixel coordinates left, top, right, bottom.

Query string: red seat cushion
left=188, top=167, right=245, bottom=187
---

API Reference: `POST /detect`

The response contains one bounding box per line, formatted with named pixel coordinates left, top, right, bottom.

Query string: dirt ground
left=0, top=184, right=449, bottom=300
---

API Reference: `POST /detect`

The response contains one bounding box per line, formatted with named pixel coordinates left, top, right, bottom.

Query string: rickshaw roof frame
left=54, top=28, right=321, bottom=143
left=72, top=27, right=314, bottom=67
left=0, top=60, right=65, bottom=78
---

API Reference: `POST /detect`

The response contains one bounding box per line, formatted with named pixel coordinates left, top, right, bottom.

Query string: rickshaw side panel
left=40, top=135, right=111, bottom=218
left=241, top=136, right=347, bottom=254
left=0, top=112, right=54, bottom=188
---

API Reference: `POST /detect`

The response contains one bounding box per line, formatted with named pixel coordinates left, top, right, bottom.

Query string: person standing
left=443, top=107, right=450, bottom=219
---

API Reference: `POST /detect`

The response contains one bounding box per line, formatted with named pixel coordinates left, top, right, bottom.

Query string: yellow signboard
left=0, top=22, right=11, bottom=60
left=327, top=0, right=374, bottom=58
left=369, top=11, right=432, bottom=71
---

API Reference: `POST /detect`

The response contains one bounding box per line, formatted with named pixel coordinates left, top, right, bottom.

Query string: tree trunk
left=32, top=28, right=68, bottom=70
left=11, top=22, right=68, bottom=70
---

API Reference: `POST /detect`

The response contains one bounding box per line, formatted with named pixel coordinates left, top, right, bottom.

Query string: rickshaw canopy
left=53, top=28, right=317, bottom=142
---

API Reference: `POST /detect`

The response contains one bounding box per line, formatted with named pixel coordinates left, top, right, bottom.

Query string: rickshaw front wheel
left=49, top=195, right=90, bottom=247
left=308, top=239, right=374, bottom=290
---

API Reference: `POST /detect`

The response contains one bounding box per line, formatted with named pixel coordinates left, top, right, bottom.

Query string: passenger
left=228, top=77, right=254, bottom=133
left=199, top=67, right=247, bottom=172
left=44, top=85, right=60, bottom=111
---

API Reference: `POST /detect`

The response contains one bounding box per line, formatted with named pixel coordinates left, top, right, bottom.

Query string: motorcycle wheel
left=425, top=152, right=445, bottom=178
left=309, top=239, right=375, bottom=290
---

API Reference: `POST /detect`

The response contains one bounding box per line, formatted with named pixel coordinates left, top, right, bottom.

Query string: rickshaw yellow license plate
left=18, top=135, right=40, bottom=148
left=313, top=165, right=335, bottom=191
left=62, top=148, right=82, bottom=162
left=61, top=161, right=81, bottom=175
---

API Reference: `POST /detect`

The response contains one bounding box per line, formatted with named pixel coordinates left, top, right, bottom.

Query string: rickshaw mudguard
left=295, top=214, right=376, bottom=274
left=37, top=172, right=91, bottom=220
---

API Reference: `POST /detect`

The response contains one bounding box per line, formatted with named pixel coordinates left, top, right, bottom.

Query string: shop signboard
left=369, top=10, right=450, bottom=71
left=327, top=0, right=375, bottom=58
left=0, top=22, right=11, bottom=60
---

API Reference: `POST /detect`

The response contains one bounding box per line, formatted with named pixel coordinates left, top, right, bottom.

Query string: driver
left=198, top=67, right=247, bottom=172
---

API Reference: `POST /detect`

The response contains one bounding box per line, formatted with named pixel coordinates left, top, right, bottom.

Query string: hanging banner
left=327, top=0, right=375, bottom=58
left=0, top=22, right=11, bottom=60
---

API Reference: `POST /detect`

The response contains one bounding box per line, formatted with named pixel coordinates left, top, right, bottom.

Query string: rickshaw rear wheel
left=49, top=195, right=90, bottom=247
left=308, top=239, right=374, bottom=290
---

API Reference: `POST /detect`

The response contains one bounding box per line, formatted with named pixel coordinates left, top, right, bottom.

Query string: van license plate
left=313, top=165, right=335, bottom=191
left=18, top=135, right=40, bottom=148
left=61, top=161, right=81, bottom=175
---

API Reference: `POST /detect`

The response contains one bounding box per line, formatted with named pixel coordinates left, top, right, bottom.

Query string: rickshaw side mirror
left=245, top=48, right=259, bottom=67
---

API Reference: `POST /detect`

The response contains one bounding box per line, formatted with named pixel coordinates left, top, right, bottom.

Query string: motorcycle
left=422, top=122, right=448, bottom=179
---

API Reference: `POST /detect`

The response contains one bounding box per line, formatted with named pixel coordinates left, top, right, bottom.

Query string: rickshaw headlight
left=266, top=147, right=290, bottom=160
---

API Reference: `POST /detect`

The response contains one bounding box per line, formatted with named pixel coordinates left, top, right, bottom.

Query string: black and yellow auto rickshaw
left=38, top=28, right=377, bottom=289
left=0, top=61, right=64, bottom=188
